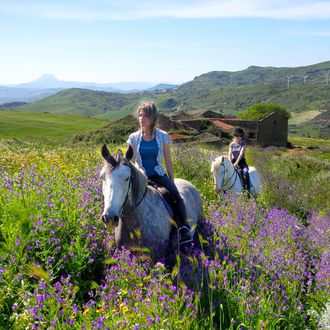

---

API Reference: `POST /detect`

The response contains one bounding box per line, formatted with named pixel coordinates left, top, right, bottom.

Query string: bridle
left=117, top=162, right=147, bottom=217
left=217, top=162, right=239, bottom=193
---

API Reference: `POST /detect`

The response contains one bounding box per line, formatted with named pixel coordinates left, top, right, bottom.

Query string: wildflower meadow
left=0, top=141, right=329, bottom=329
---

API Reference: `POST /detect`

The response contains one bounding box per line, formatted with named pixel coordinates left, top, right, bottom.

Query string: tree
left=238, top=103, right=291, bottom=120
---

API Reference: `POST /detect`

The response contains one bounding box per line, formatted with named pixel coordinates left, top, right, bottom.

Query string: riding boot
left=245, top=172, right=251, bottom=192
left=242, top=172, right=246, bottom=190
left=243, top=172, right=252, bottom=197
left=173, top=197, right=193, bottom=244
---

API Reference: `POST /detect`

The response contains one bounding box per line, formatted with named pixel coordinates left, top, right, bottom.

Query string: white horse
left=100, top=145, right=203, bottom=260
left=211, top=156, right=261, bottom=197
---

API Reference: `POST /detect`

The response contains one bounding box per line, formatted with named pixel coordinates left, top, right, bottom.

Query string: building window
left=249, top=132, right=256, bottom=139
left=273, top=120, right=277, bottom=125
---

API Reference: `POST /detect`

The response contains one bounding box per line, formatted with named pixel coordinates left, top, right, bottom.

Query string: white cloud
left=1, top=0, right=330, bottom=20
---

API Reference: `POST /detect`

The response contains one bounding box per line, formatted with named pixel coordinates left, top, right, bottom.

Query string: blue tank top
left=139, top=138, right=159, bottom=176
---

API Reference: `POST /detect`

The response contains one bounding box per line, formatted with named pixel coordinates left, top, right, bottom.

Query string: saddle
left=147, top=180, right=176, bottom=220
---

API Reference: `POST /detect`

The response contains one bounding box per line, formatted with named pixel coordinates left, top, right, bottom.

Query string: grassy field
left=289, top=110, right=323, bottom=125
left=0, top=141, right=329, bottom=329
left=0, top=110, right=107, bottom=144
left=1, top=99, right=329, bottom=328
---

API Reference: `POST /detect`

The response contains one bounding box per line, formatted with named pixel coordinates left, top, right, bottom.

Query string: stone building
left=170, top=109, right=288, bottom=147
left=220, top=111, right=288, bottom=147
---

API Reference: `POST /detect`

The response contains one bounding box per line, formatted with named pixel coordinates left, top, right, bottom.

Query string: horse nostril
left=114, top=215, right=119, bottom=224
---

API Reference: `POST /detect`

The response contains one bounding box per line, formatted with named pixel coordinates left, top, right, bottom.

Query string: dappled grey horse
left=211, top=156, right=261, bottom=197
left=100, top=145, right=203, bottom=260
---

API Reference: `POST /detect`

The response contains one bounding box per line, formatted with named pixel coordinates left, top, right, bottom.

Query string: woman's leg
left=238, top=159, right=251, bottom=191
left=149, top=175, right=187, bottom=227
left=149, top=175, right=192, bottom=244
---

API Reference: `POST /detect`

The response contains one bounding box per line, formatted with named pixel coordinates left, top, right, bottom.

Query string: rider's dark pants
left=148, top=174, right=188, bottom=228
left=231, top=158, right=251, bottom=191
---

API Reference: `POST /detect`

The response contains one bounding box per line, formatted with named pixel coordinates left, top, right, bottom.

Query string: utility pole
left=303, top=74, right=308, bottom=84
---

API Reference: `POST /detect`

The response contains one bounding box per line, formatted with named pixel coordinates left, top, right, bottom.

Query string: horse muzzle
left=102, top=214, right=119, bottom=227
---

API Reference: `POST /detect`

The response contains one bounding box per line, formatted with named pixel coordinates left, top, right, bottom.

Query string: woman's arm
left=163, top=143, right=174, bottom=180
left=228, top=146, right=232, bottom=160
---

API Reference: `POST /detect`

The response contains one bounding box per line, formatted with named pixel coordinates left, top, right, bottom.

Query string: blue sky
left=0, top=0, right=329, bottom=85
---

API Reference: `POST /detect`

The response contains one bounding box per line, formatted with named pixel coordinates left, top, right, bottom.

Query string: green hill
left=72, top=115, right=138, bottom=145
left=0, top=110, right=107, bottom=144
left=21, top=88, right=143, bottom=119
left=19, top=61, right=330, bottom=137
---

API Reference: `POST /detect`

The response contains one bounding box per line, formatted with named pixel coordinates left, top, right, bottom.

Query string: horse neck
left=224, top=159, right=234, bottom=178
left=127, top=161, right=148, bottom=206
left=223, top=159, right=243, bottom=191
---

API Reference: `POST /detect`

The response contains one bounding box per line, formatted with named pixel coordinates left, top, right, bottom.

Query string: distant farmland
left=0, top=110, right=107, bottom=144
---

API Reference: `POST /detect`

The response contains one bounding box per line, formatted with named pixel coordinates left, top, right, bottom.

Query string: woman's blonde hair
left=137, top=101, right=158, bottom=132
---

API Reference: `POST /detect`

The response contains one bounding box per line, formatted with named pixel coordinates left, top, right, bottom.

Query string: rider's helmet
left=233, top=127, right=244, bottom=138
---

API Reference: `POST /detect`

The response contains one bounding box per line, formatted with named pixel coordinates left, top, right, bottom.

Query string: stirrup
left=178, top=226, right=193, bottom=245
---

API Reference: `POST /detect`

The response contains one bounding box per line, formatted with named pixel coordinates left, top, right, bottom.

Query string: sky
left=0, top=0, right=330, bottom=85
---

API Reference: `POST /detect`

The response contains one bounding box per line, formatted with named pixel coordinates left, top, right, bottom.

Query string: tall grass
left=0, top=141, right=329, bottom=329
left=256, top=149, right=330, bottom=218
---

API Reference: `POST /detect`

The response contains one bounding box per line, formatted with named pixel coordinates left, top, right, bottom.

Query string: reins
left=135, top=186, right=148, bottom=208
left=220, top=162, right=240, bottom=193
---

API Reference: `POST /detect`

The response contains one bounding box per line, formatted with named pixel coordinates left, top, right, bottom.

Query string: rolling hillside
left=0, top=110, right=107, bottom=144
left=18, top=61, right=330, bottom=137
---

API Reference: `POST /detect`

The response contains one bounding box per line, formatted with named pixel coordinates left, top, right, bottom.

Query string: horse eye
left=125, top=177, right=129, bottom=181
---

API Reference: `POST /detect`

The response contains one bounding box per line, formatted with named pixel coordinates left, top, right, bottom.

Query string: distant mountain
left=16, top=74, right=157, bottom=92
left=0, top=101, right=27, bottom=109
left=17, top=61, right=330, bottom=137
left=147, top=83, right=177, bottom=91
left=0, top=74, right=177, bottom=103
left=0, top=85, right=62, bottom=103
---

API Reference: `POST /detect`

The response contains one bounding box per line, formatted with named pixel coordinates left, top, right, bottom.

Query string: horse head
left=100, top=145, right=147, bottom=228
left=211, top=156, right=226, bottom=194
left=100, top=145, right=134, bottom=227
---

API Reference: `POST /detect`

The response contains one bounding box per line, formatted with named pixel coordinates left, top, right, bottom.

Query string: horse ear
left=101, top=144, right=118, bottom=168
left=125, top=145, right=134, bottom=161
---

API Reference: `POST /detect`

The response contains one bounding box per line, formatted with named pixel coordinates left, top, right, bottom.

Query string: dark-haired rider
left=228, top=128, right=251, bottom=194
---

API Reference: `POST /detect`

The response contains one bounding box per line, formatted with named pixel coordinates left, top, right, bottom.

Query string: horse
left=100, top=144, right=203, bottom=261
left=211, top=155, right=261, bottom=197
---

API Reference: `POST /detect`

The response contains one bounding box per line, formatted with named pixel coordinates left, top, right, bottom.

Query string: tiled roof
left=210, top=119, right=234, bottom=133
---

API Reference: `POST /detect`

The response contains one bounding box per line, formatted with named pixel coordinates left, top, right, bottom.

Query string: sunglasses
left=234, top=134, right=243, bottom=137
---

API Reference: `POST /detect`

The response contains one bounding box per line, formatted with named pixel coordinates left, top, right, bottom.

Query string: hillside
left=19, top=61, right=330, bottom=137
left=72, top=115, right=138, bottom=145
left=0, top=110, right=107, bottom=144
left=21, top=88, right=143, bottom=118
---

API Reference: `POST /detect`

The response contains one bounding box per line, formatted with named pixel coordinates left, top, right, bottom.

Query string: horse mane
left=125, top=160, right=148, bottom=205
left=211, top=155, right=225, bottom=174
